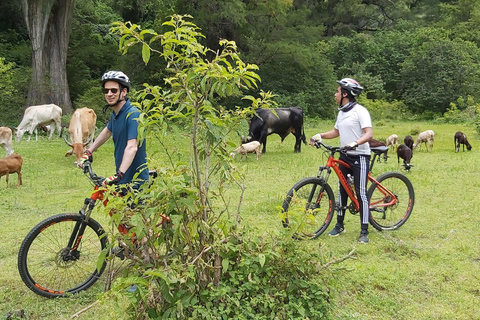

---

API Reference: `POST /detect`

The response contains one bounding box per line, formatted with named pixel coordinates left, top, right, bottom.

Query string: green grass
left=2, top=120, right=480, bottom=319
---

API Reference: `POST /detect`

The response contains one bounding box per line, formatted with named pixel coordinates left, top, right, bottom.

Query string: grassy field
left=1, top=120, right=480, bottom=319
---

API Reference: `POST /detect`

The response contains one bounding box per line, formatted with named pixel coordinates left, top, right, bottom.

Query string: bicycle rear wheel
left=368, top=172, right=415, bottom=231
left=282, top=177, right=335, bottom=239
left=18, top=213, right=108, bottom=298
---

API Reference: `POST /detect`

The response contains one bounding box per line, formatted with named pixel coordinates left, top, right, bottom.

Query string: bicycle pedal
left=112, top=247, right=125, bottom=260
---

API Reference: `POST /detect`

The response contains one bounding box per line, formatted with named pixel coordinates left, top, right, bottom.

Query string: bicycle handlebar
left=313, top=141, right=354, bottom=153
left=82, top=161, right=105, bottom=187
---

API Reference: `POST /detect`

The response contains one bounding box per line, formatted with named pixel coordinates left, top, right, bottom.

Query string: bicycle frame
left=317, top=144, right=399, bottom=213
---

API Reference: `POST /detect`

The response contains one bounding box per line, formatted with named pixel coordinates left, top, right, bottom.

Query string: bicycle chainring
left=348, top=202, right=359, bottom=215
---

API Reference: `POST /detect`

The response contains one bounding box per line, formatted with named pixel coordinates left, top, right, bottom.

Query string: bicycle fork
left=62, top=197, right=96, bottom=262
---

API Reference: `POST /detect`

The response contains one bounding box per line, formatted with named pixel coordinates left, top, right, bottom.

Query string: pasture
left=1, top=120, right=480, bottom=319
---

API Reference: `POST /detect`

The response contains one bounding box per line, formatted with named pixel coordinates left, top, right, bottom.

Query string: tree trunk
left=21, top=0, right=74, bottom=114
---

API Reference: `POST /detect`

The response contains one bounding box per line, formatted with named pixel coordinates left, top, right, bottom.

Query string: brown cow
left=64, top=108, right=97, bottom=165
left=0, top=127, right=14, bottom=156
left=0, top=153, right=23, bottom=187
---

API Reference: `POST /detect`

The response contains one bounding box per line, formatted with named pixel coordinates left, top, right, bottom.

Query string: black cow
left=454, top=131, right=472, bottom=152
left=397, top=144, right=413, bottom=171
left=244, top=107, right=306, bottom=153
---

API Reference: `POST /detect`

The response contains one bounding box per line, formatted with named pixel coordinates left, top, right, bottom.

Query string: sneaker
left=328, top=223, right=345, bottom=236
left=358, top=231, right=369, bottom=244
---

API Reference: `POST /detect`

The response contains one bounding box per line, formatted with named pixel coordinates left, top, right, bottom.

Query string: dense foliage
left=0, top=0, right=480, bottom=125
left=3, top=0, right=480, bottom=125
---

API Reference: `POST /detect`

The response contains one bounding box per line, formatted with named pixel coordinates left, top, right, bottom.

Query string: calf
left=413, top=130, right=434, bottom=152
left=0, top=127, right=14, bottom=156
left=0, top=153, right=23, bottom=187
left=397, top=144, right=413, bottom=171
left=404, top=135, right=414, bottom=150
left=385, top=134, right=398, bottom=152
left=454, top=131, right=472, bottom=152
left=230, top=141, right=262, bottom=160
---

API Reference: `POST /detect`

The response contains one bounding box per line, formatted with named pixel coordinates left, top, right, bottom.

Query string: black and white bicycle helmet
left=336, top=78, right=363, bottom=97
left=101, top=71, right=131, bottom=92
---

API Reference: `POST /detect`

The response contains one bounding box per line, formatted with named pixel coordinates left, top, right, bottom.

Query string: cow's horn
left=63, top=136, right=72, bottom=147
left=83, top=138, right=92, bottom=147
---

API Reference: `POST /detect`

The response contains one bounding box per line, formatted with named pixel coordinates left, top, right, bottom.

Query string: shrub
left=359, top=97, right=411, bottom=121
left=100, top=15, right=335, bottom=319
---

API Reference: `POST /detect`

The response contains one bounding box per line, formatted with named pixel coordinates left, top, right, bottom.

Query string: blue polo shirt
left=107, top=100, right=148, bottom=186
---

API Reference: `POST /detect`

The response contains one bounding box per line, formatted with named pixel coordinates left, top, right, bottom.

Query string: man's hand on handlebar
left=102, top=170, right=124, bottom=187
left=79, top=150, right=93, bottom=168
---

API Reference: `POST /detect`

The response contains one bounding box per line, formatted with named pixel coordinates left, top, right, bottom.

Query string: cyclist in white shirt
left=310, top=78, right=373, bottom=243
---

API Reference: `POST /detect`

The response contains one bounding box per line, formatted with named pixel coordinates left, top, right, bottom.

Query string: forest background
left=2, top=0, right=480, bottom=126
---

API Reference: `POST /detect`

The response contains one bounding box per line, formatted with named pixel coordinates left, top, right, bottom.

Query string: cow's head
left=14, top=128, right=25, bottom=142
left=64, top=137, right=91, bottom=165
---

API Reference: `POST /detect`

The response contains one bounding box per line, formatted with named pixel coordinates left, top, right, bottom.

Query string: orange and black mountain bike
left=281, top=141, right=415, bottom=239
left=17, top=161, right=163, bottom=298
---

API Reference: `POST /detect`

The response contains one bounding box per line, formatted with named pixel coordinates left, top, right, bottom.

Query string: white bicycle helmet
left=101, top=71, right=131, bottom=92
left=336, top=78, right=363, bottom=97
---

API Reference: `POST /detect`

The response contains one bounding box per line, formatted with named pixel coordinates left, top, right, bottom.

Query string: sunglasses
left=103, top=88, right=119, bottom=94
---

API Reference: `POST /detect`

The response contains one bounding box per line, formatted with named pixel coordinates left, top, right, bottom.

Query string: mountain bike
left=17, top=161, right=162, bottom=298
left=281, top=141, right=415, bottom=239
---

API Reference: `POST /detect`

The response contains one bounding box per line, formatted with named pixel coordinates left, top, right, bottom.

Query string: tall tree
left=21, top=0, right=74, bottom=113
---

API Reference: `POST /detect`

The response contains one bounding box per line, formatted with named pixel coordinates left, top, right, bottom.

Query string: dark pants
left=337, top=153, right=370, bottom=232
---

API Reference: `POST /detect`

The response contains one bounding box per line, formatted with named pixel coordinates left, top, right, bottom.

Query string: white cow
left=230, top=141, right=262, bottom=160
left=64, top=107, right=97, bottom=165
left=385, top=134, right=399, bottom=152
left=0, top=127, right=14, bottom=156
left=413, top=130, right=435, bottom=152
left=15, top=104, right=62, bottom=141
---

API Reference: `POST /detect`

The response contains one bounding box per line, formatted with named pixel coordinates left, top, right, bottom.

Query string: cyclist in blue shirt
left=80, top=71, right=148, bottom=190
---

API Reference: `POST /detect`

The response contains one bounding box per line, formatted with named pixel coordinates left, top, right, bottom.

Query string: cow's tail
left=301, top=126, right=306, bottom=145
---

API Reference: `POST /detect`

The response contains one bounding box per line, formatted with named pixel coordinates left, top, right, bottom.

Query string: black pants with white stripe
left=337, top=153, right=370, bottom=232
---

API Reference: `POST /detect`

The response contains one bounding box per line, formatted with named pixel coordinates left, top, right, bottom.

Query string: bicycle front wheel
left=18, top=213, right=108, bottom=298
left=368, top=172, right=415, bottom=231
left=282, top=177, right=335, bottom=239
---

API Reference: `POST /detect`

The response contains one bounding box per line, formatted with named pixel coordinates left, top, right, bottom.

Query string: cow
left=230, top=141, right=262, bottom=160
left=397, top=144, right=413, bottom=171
left=15, top=104, right=62, bottom=141
left=0, top=153, right=23, bottom=187
left=0, top=127, right=14, bottom=157
left=413, top=130, right=435, bottom=152
left=64, top=107, right=97, bottom=165
left=404, top=135, right=414, bottom=151
left=454, top=131, right=472, bottom=152
left=243, top=107, right=306, bottom=153
left=385, top=134, right=398, bottom=152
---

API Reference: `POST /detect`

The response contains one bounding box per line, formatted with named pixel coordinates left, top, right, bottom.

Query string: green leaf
left=142, top=43, right=151, bottom=65
left=222, top=257, right=230, bottom=273
left=259, top=253, right=266, bottom=268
